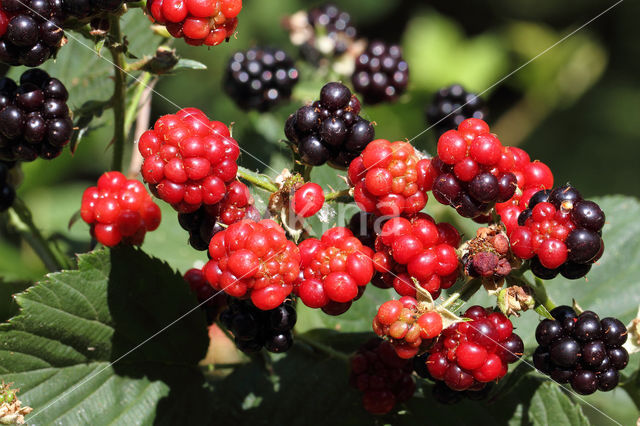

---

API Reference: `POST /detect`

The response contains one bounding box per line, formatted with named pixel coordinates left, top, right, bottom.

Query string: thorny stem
left=237, top=166, right=278, bottom=193
left=108, top=15, right=127, bottom=172
left=9, top=198, right=72, bottom=272
left=296, top=333, right=349, bottom=362
left=439, top=278, right=482, bottom=312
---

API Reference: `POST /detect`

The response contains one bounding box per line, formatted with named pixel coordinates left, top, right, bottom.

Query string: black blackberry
left=285, top=82, right=374, bottom=168
left=178, top=197, right=260, bottom=251
left=220, top=298, right=297, bottom=354
left=534, top=306, right=628, bottom=395
left=348, top=211, right=379, bottom=249
left=224, top=47, right=299, bottom=112
left=63, top=0, right=125, bottom=20
left=0, top=69, right=72, bottom=161
left=0, top=0, right=65, bottom=67
left=426, top=84, right=486, bottom=136
left=518, top=186, right=605, bottom=280
left=0, top=160, right=16, bottom=211
left=299, top=3, right=357, bottom=62
left=352, top=41, right=409, bottom=105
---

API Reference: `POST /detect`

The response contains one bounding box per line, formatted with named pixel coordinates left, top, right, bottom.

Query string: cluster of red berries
left=80, top=171, right=162, bottom=247
left=534, top=306, right=628, bottom=395
left=0, top=0, right=65, bottom=67
left=183, top=267, right=227, bottom=323
left=373, top=296, right=443, bottom=359
left=139, top=107, right=239, bottom=213
left=371, top=214, right=460, bottom=299
left=178, top=180, right=260, bottom=250
left=349, top=338, right=415, bottom=415
left=147, top=0, right=241, bottom=46
left=202, top=219, right=300, bottom=310
left=295, top=227, right=373, bottom=315
left=348, top=139, right=431, bottom=217
left=429, top=118, right=553, bottom=220
left=291, top=182, right=324, bottom=218
left=420, top=306, right=523, bottom=392
left=510, top=186, right=605, bottom=280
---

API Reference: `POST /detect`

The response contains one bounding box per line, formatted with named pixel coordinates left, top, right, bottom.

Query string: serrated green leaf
left=529, top=382, right=590, bottom=426
left=0, top=247, right=210, bottom=424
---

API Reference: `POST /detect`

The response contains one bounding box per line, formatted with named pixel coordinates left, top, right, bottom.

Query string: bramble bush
left=0, top=1, right=639, bottom=425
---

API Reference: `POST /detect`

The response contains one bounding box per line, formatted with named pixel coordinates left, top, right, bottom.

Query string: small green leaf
left=528, top=382, right=590, bottom=426
left=173, top=58, right=207, bottom=71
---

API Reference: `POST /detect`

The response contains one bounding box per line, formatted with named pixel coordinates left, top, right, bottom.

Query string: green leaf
left=528, top=383, right=590, bottom=426
left=0, top=247, right=210, bottom=424
left=173, top=58, right=208, bottom=71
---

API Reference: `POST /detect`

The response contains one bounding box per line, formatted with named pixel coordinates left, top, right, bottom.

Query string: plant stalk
left=9, top=198, right=72, bottom=272
left=439, top=278, right=482, bottom=312
left=108, top=15, right=127, bottom=172
left=124, top=72, right=153, bottom=139
left=530, top=277, right=556, bottom=312
left=324, top=188, right=351, bottom=202
left=237, top=166, right=278, bottom=193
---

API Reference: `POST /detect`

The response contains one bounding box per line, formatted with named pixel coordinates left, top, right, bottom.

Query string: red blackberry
left=0, top=160, right=16, bottom=211
left=184, top=267, right=227, bottom=323
left=348, top=139, right=432, bottom=217
left=146, top=0, right=241, bottom=47
left=372, top=296, right=444, bottom=359
left=294, top=227, right=374, bottom=315
left=534, top=306, right=628, bottom=395
left=0, top=69, right=73, bottom=161
left=426, top=84, right=486, bottom=136
left=139, top=107, right=239, bottom=213
left=203, top=219, right=300, bottom=310
left=510, top=185, right=604, bottom=280
left=224, top=47, right=299, bottom=112
left=178, top=180, right=260, bottom=250
left=80, top=171, right=162, bottom=247
left=419, top=306, right=523, bottom=392
left=430, top=118, right=553, bottom=220
left=219, top=297, right=297, bottom=353
left=352, top=41, right=409, bottom=105
left=285, top=82, right=375, bottom=168
left=291, top=182, right=324, bottom=218
left=349, top=338, right=415, bottom=415
left=0, top=0, right=65, bottom=67
left=371, top=214, right=460, bottom=299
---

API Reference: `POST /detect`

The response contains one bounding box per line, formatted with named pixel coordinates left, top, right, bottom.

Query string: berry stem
left=439, top=278, right=482, bottom=311
left=236, top=166, right=278, bottom=193
left=296, top=332, right=349, bottom=362
left=124, top=72, right=153, bottom=140
left=125, top=0, right=147, bottom=8
left=530, top=276, right=557, bottom=313
left=8, top=198, right=72, bottom=272
left=108, top=15, right=127, bottom=173
left=324, top=188, right=352, bottom=202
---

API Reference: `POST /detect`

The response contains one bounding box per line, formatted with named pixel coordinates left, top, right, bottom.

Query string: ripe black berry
left=571, top=200, right=606, bottom=232
left=221, top=298, right=297, bottom=354
left=566, top=229, right=601, bottom=264
left=469, top=172, right=498, bottom=203
left=0, top=70, right=73, bottom=161
left=352, top=41, right=409, bottom=104
left=0, top=1, right=65, bottom=67
left=534, top=306, right=629, bottom=394
left=426, top=84, right=486, bottom=136
left=286, top=82, right=374, bottom=168
left=224, top=47, right=299, bottom=112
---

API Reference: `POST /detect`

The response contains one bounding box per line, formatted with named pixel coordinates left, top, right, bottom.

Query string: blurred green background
left=0, top=0, right=639, bottom=423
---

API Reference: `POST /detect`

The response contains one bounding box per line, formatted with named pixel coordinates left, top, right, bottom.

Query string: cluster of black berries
left=220, top=298, right=297, bottom=353
left=306, top=3, right=356, bottom=57
left=521, top=185, right=605, bottom=280
left=0, top=0, right=65, bottom=67
left=349, top=338, right=415, bottom=415
left=224, top=47, right=299, bottom=112
left=426, top=84, right=486, bottom=136
left=533, top=306, right=628, bottom=395
left=0, top=161, right=16, bottom=211
left=183, top=268, right=227, bottom=324
left=285, top=82, right=374, bottom=168
left=0, top=69, right=73, bottom=162
left=352, top=41, right=409, bottom=105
